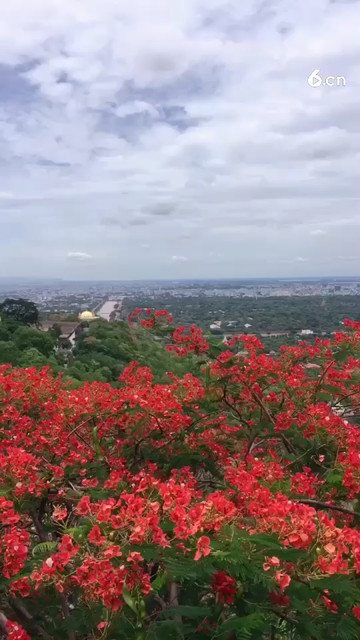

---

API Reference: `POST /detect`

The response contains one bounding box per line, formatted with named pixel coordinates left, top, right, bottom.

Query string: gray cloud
left=100, top=215, right=123, bottom=227
left=0, top=0, right=359, bottom=279
left=145, top=201, right=177, bottom=216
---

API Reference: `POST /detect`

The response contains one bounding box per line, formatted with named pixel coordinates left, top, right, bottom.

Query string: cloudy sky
left=0, top=0, right=359, bottom=280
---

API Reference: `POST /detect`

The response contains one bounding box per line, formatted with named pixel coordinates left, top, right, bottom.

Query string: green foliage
left=70, top=320, right=199, bottom=384
left=0, top=340, right=20, bottom=365
left=147, top=620, right=182, bottom=640
left=0, top=297, right=39, bottom=325
left=216, top=613, right=267, bottom=639
left=14, top=327, right=55, bottom=356
left=19, top=348, right=49, bottom=368
left=125, top=295, right=360, bottom=337
left=32, top=541, right=59, bottom=557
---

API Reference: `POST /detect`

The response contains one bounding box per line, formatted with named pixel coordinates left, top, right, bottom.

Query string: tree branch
left=295, top=498, right=358, bottom=518
left=31, top=511, right=48, bottom=542
left=9, top=599, right=54, bottom=640
left=58, top=594, right=76, bottom=640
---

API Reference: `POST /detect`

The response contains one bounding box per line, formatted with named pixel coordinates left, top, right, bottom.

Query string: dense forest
left=124, top=294, right=360, bottom=334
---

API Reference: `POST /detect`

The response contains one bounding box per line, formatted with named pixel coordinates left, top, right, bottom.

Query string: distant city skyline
left=0, top=274, right=360, bottom=285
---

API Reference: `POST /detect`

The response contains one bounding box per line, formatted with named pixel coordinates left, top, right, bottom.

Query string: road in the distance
left=96, top=298, right=123, bottom=321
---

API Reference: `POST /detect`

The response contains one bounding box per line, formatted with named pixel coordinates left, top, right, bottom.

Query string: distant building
left=40, top=321, right=83, bottom=349
left=260, top=331, right=290, bottom=337
left=298, top=329, right=314, bottom=336
left=210, top=320, right=222, bottom=333
left=78, top=310, right=97, bottom=321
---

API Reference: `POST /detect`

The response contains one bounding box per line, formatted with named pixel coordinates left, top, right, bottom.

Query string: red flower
left=53, top=506, right=67, bottom=521
left=88, top=526, right=106, bottom=546
left=211, top=571, right=237, bottom=603
left=194, top=536, right=211, bottom=561
left=352, top=606, right=360, bottom=620
left=275, top=572, right=291, bottom=591
left=269, top=591, right=290, bottom=607
left=103, top=545, right=122, bottom=559
left=263, top=556, right=280, bottom=571
left=6, top=621, right=31, bottom=640
left=10, top=577, right=31, bottom=597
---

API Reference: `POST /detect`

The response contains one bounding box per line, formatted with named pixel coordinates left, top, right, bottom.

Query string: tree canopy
left=0, top=298, right=39, bottom=326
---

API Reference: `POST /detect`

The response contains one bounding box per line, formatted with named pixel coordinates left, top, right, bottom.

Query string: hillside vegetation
left=0, top=302, right=199, bottom=386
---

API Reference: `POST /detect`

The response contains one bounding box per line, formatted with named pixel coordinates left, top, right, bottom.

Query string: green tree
left=0, top=340, right=20, bottom=365
left=14, top=326, right=55, bottom=356
left=0, top=298, right=39, bottom=325
left=20, top=347, right=48, bottom=368
left=49, top=323, right=62, bottom=340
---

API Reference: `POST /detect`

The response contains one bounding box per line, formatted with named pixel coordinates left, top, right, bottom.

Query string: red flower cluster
left=211, top=571, right=237, bottom=603
left=6, top=621, right=31, bottom=640
left=0, top=318, right=360, bottom=637
left=167, top=324, right=209, bottom=356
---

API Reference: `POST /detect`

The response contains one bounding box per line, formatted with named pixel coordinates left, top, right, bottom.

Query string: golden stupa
left=78, top=310, right=97, bottom=321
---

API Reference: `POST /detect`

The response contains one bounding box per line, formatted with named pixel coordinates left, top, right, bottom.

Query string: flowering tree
left=1, top=312, right=360, bottom=639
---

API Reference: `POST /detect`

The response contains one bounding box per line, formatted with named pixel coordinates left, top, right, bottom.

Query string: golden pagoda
left=78, top=310, right=97, bottom=321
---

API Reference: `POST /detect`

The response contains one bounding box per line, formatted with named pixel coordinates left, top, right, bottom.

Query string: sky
left=0, top=0, right=359, bottom=280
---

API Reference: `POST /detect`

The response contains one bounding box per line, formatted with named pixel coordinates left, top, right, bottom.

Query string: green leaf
left=151, top=571, right=168, bottom=593
left=65, top=526, right=88, bottom=542
left=147, top=620, right=182, bottom=640
left=326, top=470, right=344, bottom=486
left=205, top=365, right=211, bottom=392
left=295, top=619, right=324, bottom=640
left=336, top=615, right=360, bottom=640
left=122, top=583, right=137, bottom=614
left=217, top=613, right=267, bottom=639
left=272, top=547, right=308, bottom=561
left=162, top=605, right=211, bottom=619
left=310, top=575, right=359, bottom=603
left=32, top=541, right=58, bottom=557
left=249, top=533, right=282, bottom=549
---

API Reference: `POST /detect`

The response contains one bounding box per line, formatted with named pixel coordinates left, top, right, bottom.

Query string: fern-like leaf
left=32, top=541, right=58, bottom=557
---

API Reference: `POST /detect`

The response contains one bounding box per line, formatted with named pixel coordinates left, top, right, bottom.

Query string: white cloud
left=0, top=0, right=359, bottom=278
left=171, top=255, right=189, bottom=262
left=67, top=251, right=93, bottom=261
left=310, top=229, right=327, bottom=236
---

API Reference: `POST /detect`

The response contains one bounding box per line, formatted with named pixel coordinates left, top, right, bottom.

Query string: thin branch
left=250, top=389, right=276, bottom=426
left=313, top=360, right=335, bottom=401
left=271, top=608, right=298, bottom=627
left=31, top=511, right=48, bottom=542
left=0, top=611, right=8, bottom=639
left=221, top=393, right=253, bottom=432
left=58, top=593, right=76, bottom=640
left=295, top=498, right=359, bottom=518
left=247, top=437, right=266, bottom=456
left=279, top=433, right=297, bottom=455
left=169, top=582, right=183, bottom=637
left=9, top=599, right=53, bottom=640
left=283, top=448, right=311, bottom=469
left=250, top=389, right=297, bottom=454
left=332, top=389, right=360, bottom=407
